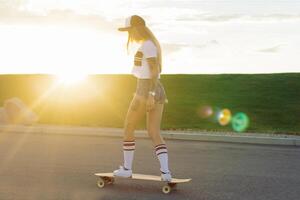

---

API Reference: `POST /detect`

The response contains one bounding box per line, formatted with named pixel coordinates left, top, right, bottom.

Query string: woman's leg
left=146, top=103, right=165, bottom=145
left=124, top=95, right=146, bottom=140
left=147, top=103, right=171, bottom=176
left=122, top=95, right=146, bottom=170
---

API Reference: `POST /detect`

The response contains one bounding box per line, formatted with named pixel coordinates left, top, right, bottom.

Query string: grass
left=0, top=74, right=299, bottom=134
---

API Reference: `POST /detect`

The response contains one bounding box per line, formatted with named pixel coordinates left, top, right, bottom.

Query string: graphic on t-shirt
left=134, top=51, right=143, bottom=67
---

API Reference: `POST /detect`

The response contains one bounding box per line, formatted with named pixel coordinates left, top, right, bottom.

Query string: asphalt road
left=0, top=132, right=299, bottom=200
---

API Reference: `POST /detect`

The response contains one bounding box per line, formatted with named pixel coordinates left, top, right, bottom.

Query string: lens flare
left=218, top=108, right=232, bottom=126
left=197, top=105, right=213, bottom=118
left=212, top=107, right=222, bottom=123
left=232, top=112, right=250, bottom=133
left=55, top=73, right=88, bottom=86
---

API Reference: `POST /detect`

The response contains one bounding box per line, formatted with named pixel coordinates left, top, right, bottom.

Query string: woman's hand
left=146, top=95, right=155, bottom=111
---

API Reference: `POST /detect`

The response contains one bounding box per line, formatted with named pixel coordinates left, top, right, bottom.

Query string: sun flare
left=55, top=73, right=88, bottom=86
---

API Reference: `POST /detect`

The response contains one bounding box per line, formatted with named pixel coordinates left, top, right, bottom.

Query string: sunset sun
left=55, top=73, right=88, bottom=86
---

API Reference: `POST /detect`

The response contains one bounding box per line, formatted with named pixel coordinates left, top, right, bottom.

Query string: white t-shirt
left=131, top=40, right=161, bottom=79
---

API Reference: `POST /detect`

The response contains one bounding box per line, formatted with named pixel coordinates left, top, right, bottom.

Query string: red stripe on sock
left=155, top=144, right=166, bottom=148
left=155, top=146, right=167, bottom=151
left=123, top=143, right=135, bottom=146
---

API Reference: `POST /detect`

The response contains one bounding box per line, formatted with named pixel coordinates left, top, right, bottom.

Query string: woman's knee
left=147, top=125, right=160, bottom=135
left=148, top=129, right=162, bottom=140
left=124, top=119, right=136, bottom=134
left=124, top=109, right=139, bottom=133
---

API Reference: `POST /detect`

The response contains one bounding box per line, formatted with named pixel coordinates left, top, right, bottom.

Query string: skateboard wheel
left=97, top=178, right=105, bottom=188
left=162, top=185, right=171, bottom=194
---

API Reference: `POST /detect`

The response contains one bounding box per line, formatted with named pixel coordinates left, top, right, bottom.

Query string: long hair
left=127, top=26, right=162, bottom=72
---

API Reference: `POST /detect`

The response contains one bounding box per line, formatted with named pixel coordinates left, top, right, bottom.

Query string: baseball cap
left=118, top=15, right=146, bottom=31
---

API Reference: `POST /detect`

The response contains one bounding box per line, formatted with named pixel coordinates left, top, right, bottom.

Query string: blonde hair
left=127, top=26, right=162, bottom=73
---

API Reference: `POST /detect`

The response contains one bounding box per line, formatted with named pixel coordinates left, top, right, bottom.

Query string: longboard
left=94, top=172, right=191, bottom=194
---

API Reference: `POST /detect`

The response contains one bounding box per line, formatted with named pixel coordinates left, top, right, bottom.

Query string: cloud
left=250, top=14, right=300, bottom=21
left=162, top=40, right=219, bottom=54
left=0, top=7, right=115, bottom=32
left=0, top=0, right=33, bottom=20
left=1, top=0, right=300, bottom=30
left=1, top=0, right=300, bottom=26
left=162, top=43, right=189, bottom=53
left=0, top=1, right=115, bottom=30
left=0, top=0, right=25, bottom=11
left=176, top=13, right=300, bottom=23
left=177, top=14, right=241, bottom=22
left=257, top=44, right=285, bottom=53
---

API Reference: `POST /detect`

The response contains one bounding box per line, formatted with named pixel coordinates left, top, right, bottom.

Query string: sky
left=0, top=0, right=299, bottom=74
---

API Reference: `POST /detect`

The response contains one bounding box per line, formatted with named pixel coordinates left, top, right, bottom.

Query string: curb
left=0, top=124, right=299, bottom=146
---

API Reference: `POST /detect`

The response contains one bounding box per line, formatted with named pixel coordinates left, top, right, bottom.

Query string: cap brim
left=118, top=27, right=131, bottom=31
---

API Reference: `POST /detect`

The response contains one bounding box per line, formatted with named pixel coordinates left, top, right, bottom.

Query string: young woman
left=113, top=15, right=172, bottom=181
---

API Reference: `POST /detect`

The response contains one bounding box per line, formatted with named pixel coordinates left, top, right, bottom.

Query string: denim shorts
left=135, top=79, right=168, bottom=104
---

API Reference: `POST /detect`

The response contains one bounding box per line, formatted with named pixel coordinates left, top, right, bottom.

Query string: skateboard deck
left=94, top=172, right=191, bottom=194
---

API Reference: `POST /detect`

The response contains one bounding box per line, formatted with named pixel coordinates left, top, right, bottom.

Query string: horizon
left=0, top=0, right=299, bottom=74
left=1, top=72, right=299, bottom=75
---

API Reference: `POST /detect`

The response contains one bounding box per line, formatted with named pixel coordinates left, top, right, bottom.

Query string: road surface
left=0, top=132, right=299, bottom=200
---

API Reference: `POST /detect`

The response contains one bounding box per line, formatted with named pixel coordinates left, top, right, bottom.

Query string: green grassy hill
left=0, top=74, right=299, bottom=134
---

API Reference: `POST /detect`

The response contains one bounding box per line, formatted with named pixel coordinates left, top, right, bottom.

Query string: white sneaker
left=113, top=166, right=132, bottom=178
left=161, top=171, right=172, bottom=182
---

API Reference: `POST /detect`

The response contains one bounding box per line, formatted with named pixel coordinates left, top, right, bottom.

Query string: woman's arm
left=147, top=57, right=159, bottom=93
left=146, top=57, right=159, bottom=111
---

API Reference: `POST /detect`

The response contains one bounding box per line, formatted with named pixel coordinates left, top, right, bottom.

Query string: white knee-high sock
left=155, top=144, right=170, bottom=174
left=123, top=140, right=135, bottom=170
